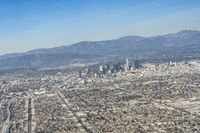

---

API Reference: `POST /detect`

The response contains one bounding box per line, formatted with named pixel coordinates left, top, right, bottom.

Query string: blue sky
left=0, top=0, right=200, bottom=55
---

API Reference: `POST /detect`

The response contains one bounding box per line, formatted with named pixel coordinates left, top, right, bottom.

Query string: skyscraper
left=99, top=65, right=104, bottom=72
left=135, top=60, right=140, bottom=69
left=79, top=70, right=82, bottom=78
left=125, top=58, right=130, bottom=71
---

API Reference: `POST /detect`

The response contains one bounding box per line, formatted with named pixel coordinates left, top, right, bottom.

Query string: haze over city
left=0, top=0, right=200, bottom=55
left=1, top=1, right=200, bottom=133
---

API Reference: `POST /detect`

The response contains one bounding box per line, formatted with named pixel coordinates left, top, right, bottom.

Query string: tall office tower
left=99, top=65, right=104, bottom=72
left=117, top=62, right=122, bottom=70
left=94, top=72, right=99, bottom=78
left=104, top=64, right=110, bottom=71
left=79, top=70, right=82, bottom=78
left=124, top=65, right=128, bottom=72
left=169, top=61, right=174, bottom=66
left=112, top=64, right=118, bottom=72
left=85, top=68, right=89, bottom=73
left=125, top=58, right=129, bottom=71
left=135, top=60, right=140, bottom=69
left=108, top=69, right=112, bottom=75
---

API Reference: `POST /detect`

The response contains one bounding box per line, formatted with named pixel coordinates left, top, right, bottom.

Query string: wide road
left=1, top=99, right=12, bottom=133
left=28, top=98, right=32, bottom=133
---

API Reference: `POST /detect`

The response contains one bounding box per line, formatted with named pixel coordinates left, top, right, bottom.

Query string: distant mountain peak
left=117, top=35, right=145, bottom=41
left=178, top=30, right=199, bottom=34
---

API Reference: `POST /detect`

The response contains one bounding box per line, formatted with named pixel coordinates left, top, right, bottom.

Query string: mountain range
left=1, top=30, right=200, bottom=71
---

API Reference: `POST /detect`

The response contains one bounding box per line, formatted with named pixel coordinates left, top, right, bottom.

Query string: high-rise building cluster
left=79, top=58, right=141, bottom=78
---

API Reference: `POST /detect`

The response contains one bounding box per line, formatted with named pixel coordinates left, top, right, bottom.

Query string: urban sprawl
left=0, top=59, right=200, bottom=133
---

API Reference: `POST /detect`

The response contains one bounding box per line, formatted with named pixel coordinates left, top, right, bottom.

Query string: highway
left=28, top=98, right=32, bottom=133
left=1, top=99, right=12, bottom=133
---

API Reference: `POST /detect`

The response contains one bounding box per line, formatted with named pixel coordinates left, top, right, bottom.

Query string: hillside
left=0, top=30, right=200, bottom=71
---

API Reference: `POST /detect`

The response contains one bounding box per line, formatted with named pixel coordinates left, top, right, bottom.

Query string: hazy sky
left=0, top=0, right=200, bottom=55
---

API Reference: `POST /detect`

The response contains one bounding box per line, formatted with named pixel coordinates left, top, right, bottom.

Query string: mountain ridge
left=0, top=30, right=200, bottom=71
